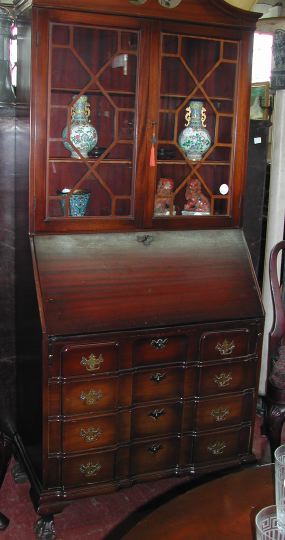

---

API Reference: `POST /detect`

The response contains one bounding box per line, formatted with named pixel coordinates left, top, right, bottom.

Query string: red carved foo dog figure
left=184, top=178, right=210, bottom=214
left=154, top=178, right=175, bottom=216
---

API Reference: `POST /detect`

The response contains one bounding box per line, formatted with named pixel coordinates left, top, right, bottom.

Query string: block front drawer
left=133, top=367, right=183, bottom=403
left=194, top=391, right=254, bottom=430
left=198, top=358, right=258, bottom=396
left=61, top=341, right=119, bottom=377
left=192, top=424, right=251, bottom=464
left=62, top=414, right=122, bottom=452
left=130, top=436, right=180, bottom=476
left=132, top=402, right=183, bottom=439
left=62, top=449, right=115, bottom=488
left=134, top=335, right=187, bottom=366
left=62, top=377, right=118, bottom=415
left=199, top=329, right=250, bottom=362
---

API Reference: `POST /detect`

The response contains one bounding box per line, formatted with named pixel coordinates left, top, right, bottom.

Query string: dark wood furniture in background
left=264, top=240, right=285, bottom=458
left=121, top=464, right=275, bottom=540
left=0, top=7, right=17, bottom=531
left=14, top=1, right=264, bottom=538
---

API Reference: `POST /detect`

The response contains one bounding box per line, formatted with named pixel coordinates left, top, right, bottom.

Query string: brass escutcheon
left=150, top=372, right=166, bottom=383
left=80, top=389, right=103, bottom=405
left=215, top=339, right=235, bottom=356
left=207, top=441, right=226, bottom=456
left=80, top=427, right=102, bottom=443
left=79, top=461, right=101, bottom=477
left=151, top=338, right=168, bottom=350
left=148, top=408, right=166, bottom=421
left=210, top=407, right=230, bottom=422
left=148, top=443, right=162, bottom=455
left=80, top=353, right=104, bottom=372
left=213, top=372, right=233, bottom=388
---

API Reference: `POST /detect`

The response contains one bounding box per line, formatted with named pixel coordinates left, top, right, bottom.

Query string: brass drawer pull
left=80, top=353, right=104, bottom=372
left=148, top=408, right=166, bottom=421
left=215, top=339, right=235, bottom=356
left=213, top=372, right=233, bottom=388
left=80, top=427, right=102, bottom=443
left=207, top=441, right=226, bottom=456
left=80, top=389, right=103, bottom=405
left=148, top=443, right=162, bottom=455
left=151, top=338, right=168, bottom=350
left=210, top=407, right=230, bottom=422
left=79, top=461, right=101, bottom=477
left=150, top=372, right=166, bottom=383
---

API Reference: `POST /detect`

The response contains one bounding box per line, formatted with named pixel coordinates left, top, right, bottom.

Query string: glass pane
left=161, top=57, right=195, bottom=96
left=203, top=63, right=236, bottom=98
left=47, top=22, right=139, bottom=220
left=223, top=41, right=238, bottom=61
left=153, top=31, right=238, bottom=219
left=181, top=37, right=221, bottom=81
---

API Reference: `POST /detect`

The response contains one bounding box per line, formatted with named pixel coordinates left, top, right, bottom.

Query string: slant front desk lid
left=31, top=229, right=264, bottom=336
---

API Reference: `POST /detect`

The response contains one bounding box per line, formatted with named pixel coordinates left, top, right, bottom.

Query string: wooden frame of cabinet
left=14, top=1, right=263, bottom=538
left=20, top=0, right=258, bottom=233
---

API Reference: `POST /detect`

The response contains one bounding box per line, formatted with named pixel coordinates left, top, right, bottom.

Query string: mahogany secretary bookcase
left=14, top=0, right=264, bottom=537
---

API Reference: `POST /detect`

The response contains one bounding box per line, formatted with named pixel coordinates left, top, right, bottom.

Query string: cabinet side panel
left=15, top=12, right=42, bottom=466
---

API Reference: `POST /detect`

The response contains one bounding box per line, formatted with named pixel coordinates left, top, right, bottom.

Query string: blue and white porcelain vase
left=62, top=95, right=98, bottom=159
left=178, top=100, right=211, bottom=161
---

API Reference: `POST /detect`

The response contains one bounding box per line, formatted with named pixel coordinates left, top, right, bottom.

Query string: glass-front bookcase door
left=31, top=11, right=250, bottom=233
left=32, top=11, right=150, bottom=232
left=149, top=25, right=240, bottom=227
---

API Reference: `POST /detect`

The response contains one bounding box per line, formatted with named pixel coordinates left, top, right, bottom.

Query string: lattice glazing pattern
left=47, top=23, right=138, bottom=218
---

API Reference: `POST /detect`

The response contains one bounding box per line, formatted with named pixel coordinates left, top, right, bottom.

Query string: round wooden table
left=123, top=465, right=275, bottom=540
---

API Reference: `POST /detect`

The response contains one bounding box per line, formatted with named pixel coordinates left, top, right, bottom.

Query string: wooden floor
left=0, top=413, right=272, bottom=540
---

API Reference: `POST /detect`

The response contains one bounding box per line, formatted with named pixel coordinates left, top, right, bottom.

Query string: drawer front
left=61, top=341, right=119, bottom=377
left=62, top=377, right=118, bottom=415
left=132, top=402, right=182, bottom=439
left=133, top=367, right=182, bottom=403
left=131, top=437, right=179, bottom=476
left=199, top=360, right=257, bottom=396
left=195, top=392, right=254, bottom=430
left=62, top=450, right=115, bottom=488
left=134, top=335, right=187, bottom=367
left=192, top=425, right=251, bottom=464
left=62, top=414, right=118, bottom=453
left=200, top=329, right=250, bottom=362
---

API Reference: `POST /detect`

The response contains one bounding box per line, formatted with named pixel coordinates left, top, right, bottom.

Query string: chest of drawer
left=194, top=392, right=254, bottom=431
left=133, top=367, right=182, bottom=403
left=132, top=402, right=182, bottom=439
left=199, top=329, right=250, bottom=362
left=62, top=377, right=118, bottom=415
left=61, top=341, right=119, bottom=377
left=130, top=436, right=180, bottom=476
left=198, top=359, right=258, bottom=396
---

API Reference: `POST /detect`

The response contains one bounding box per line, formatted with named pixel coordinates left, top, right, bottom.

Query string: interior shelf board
left=160, top=94, right=234, bottom=101
left=48, top=158, right=133, bottom=164
left=51, top=88, right=136, bottom=96
left=156, top=160, right=231, bottom=165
